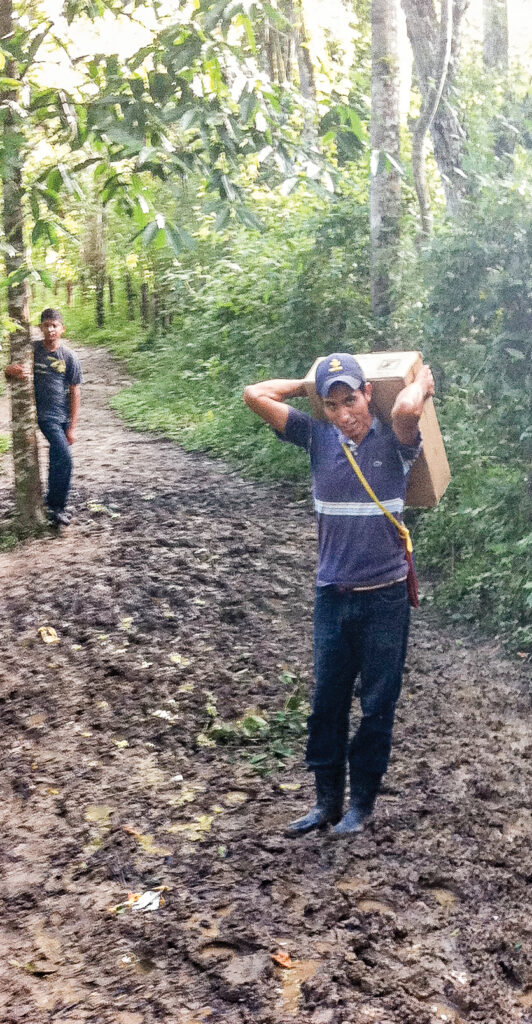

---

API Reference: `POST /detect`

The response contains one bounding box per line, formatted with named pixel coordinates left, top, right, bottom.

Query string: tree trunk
left=84, top=205, right=106, bottom=327
left=96, top=272, right=105, bottom=328
left=273, top=29, right=287, bottom=82
left=0, top=0, right=45, bottom=535
left=290, top=0, right=315, bottom=100
left=483, top=0, right=508, bottom=74
left=125, top=272, right=135, bottom=319
left=401, top=0, right=468, bottom=215
left=370, top=0, right=402, bottom=325
left=141, top=282, right=149, bottom=326
left=108, top=276, right=114, bottom=308
left=411, top=0, right=453, bottom=238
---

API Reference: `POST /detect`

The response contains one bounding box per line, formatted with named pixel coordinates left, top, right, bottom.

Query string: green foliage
left=66, top=164, right=531, bottom=653
left=417, top=184, right=532, bottom=441
left=0, top=431, right=17, bottom=551
left=25, top=30, right=530, bottom=656
left=200, top=672, right=310, bottom=775
left=67, top=185, right=373, bottom=482
left=1, top=0, right=336, bottom=305
left=396, top=167, right=532, bottom=652
left=414, top=393, right=531, bottom=651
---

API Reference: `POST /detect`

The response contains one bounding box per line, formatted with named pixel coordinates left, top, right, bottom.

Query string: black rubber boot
left=332, top=772, right=380, bottom=836
left=285, top=767, right=345, bottom=837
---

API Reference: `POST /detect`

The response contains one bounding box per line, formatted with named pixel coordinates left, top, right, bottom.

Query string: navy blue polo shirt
left=278, top=409, right=422, bottom=588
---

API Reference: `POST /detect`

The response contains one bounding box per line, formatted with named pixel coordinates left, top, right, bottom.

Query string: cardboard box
left=304, top=351, right=451, bottom=508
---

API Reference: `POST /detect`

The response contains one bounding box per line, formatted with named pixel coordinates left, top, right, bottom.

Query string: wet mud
left=0, top=346, right=530, bottom=1024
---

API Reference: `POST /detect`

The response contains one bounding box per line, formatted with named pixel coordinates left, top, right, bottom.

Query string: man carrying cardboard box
left=243, top=353, right=434, bottom=836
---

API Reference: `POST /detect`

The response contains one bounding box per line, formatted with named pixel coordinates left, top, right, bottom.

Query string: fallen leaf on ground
left=196, top=732, right=216, bottom=748
left=170, top=653, right=191, bottom=666
left=271, top=951, right=294, bottom=969
left=38, top=626, right=59, bottom=644
left=166, top=814, right=214, bottom=841
left=122, top=824, right=173, bottom=856
left=9, top=958, right=58, bottom=975
left=151, top=708, right=179, bottom=723
left=85, top=804, right=114, bottom=824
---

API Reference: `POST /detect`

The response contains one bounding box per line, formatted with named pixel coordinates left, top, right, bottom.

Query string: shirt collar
left=334, top=416, right=378, bottom=449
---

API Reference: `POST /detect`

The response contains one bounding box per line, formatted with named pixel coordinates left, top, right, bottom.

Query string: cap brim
left=320, top=374, right=362, bottom=397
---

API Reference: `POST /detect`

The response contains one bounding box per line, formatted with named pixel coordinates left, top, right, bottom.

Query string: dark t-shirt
left=33, top=341, right=83, bottom=423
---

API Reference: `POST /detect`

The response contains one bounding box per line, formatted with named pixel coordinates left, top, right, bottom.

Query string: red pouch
left=405, top=547, right=419, bottom=608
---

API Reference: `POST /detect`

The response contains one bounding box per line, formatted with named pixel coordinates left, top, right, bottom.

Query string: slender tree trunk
left=96, top=273, right=105, bottom=328
left=290, top=0, right=315, bottom=100
left=273, top=30, right=287, bottom=82
left=263, top=24, right=276, bottom=80
left=140, top=282, right=149, bottom=326
left=0, top=0, right=45, bottom=535
left=108, top=276, right=114, bottom=308
left=401, top=0, right=468, bottom=215
left=286, top=0, right=316, bottom=141
left=483, top=0, right=508, bottom=73
left=370, top=0, right=401, bottom=324
left=95, top=207, right=106, bottom=328
left=125, top=272, right=135, bottom=319
left=84, top=205, right=106, bottom=327
left=411, top=0, right=453, bottom=238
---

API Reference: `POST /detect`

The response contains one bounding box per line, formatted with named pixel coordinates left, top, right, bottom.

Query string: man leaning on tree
left=5, top=308, right=82, bottom=527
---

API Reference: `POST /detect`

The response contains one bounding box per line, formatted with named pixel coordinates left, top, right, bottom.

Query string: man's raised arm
left=391, top=364, right=435, bottom=445
left=243, top=378, right=307, bottom=434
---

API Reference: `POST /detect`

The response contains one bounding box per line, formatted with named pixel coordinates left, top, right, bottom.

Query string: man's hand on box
left=416, top=364, right=435, bottom=400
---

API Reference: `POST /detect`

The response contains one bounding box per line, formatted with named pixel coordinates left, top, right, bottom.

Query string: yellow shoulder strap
left=341, top=443, right=413, bottom=554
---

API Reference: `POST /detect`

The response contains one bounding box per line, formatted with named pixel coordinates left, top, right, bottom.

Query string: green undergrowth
left=414, top=439, right=531, bottom=654
left=0, top=433, right=18, bottom=549
left=69, top=300, right=531, bottom=654
left=62, top=189, right=530, bottom=655
left=198, top=670, right=310, bottom=776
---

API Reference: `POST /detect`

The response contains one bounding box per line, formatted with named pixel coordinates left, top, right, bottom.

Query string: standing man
left=4, top=308, right=82, bottom=526
left=243, top=353, right=434, bottom=836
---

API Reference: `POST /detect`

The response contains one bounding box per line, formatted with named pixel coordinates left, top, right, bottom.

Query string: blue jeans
left=307, top=582, right=410, bottom=781
left=38, top=419, right=72, bottom=513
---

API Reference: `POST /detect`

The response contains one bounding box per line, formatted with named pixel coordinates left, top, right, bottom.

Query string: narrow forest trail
left=0, top=345, right=530, bottom=1024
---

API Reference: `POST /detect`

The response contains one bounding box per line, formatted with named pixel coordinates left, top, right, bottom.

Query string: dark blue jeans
left=38, top=419, right=72, bottom=513
left=307, top=581, right=410, bottom=782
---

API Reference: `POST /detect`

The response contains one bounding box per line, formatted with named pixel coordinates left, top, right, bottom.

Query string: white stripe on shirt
left=314, top=498, right=404, bottom=517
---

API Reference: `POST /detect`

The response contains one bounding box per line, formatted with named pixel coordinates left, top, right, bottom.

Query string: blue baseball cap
left=315, top=353, right=365, bottom=397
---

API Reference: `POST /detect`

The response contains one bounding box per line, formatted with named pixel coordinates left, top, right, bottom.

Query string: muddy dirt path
left=0, top=345, right=530, bottom=1024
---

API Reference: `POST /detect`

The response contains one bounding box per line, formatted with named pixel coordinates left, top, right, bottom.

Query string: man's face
left=322, top=381, right=373, bottom=443
left=41, top=319, right=64, bottom=349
